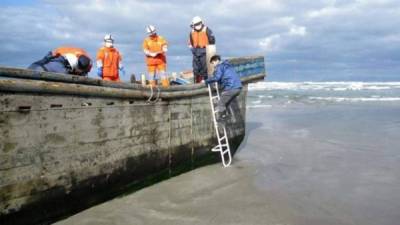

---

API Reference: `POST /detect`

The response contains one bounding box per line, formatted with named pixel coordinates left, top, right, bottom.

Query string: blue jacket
left=206, top=60, right=242, bottom=90
left=41, top=57, right=69, bottom=74
left=28, top=52, right=70, bottom=74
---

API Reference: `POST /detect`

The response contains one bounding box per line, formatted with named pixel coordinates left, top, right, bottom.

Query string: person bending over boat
left=205, top=55, right=242, bottom=121
left=96, top=34, right=125, bottom=82
left=28, top=46, right=92, bottom=76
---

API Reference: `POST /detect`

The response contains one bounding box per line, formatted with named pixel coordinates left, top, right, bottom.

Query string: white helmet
left=104, top=34, right=114, bottom=43
left=146, top=25, right=156, bottom=35
left=191, top=16, right=203, bottom=26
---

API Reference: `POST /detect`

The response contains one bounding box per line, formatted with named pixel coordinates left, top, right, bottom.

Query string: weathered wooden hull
left=0, top=56, right=265, bottom=225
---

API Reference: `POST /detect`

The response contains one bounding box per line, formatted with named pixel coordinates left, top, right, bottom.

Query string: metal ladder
left=207, top=82, right=232, bottom=167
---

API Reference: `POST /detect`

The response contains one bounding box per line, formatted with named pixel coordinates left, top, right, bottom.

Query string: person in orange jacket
left=28, top=46, right=92, bottom=76
left=96, top=34, right=125, bottom=82
left=142, top=25, right=169, bottom=87
left=188, top=16, right=215, bottom=83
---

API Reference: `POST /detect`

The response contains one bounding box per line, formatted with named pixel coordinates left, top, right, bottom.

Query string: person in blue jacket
left=205, top=55, right=242, bottom=120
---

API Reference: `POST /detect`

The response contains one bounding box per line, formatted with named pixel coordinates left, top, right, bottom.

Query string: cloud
left=258, top=16, right=307, bottom=53
left=259, top=34, right=281, bottom=52
left=307, top=6, right=342, bottom=18
left=289, top=26, right=307, bottom=36
left=1, top=0, right=400, bottom=81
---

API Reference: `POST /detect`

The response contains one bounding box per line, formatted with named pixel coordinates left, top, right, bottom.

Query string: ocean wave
left=308, top=97, right=400, bottom=102
left=247, top=104, right=273, bottom=109
left=249, top=81, right=400, bottom=91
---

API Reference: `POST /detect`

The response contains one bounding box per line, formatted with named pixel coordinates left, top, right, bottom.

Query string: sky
left=1, top=0, right=400, bottom=81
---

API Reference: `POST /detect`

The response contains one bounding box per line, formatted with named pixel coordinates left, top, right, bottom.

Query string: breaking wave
left=247, top=81, right=400, bottom=105
left=248, top=81, right=400, bottom=92
left=308, top=97, right=400, bottom=102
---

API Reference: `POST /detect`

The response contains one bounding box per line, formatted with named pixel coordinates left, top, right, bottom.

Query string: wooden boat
left=0, top=56, right=265, bottom=225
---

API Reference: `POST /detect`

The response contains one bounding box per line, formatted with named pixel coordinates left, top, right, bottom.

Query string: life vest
left=96, top=47, right=122, bottom=79
left=142, top=35, right=167, bottom=65
left=52, top=46, right=92, bottom=73
left=190, top=26, right=209, bottom=48
left=53, top=47, right=90, bottom=59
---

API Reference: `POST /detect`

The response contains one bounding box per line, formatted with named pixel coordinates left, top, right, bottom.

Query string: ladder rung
left=212, top=144, right=230, bottom=152
left=219, top=136, right=226, bottom=141
left=222, top=149, right=230, bottom=154
left=212, top=96, right=219, bottom=99
left=212, top=146, right=221, bottom=152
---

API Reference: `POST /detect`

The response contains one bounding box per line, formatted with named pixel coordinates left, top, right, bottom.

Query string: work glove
left=150, top=52, right=158, bottom=57
left=119, top=67, right=126, bottom=76
left=97, top=67, right=103, bottom=78
left=162, top=45, right=168, bottom=52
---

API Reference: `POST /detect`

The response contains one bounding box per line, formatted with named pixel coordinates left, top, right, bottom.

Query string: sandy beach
left=55, top=101, right=400, bottom=225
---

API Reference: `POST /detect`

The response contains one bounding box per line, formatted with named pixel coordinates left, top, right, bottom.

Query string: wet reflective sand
left=55, top=103, right=400, bottom=225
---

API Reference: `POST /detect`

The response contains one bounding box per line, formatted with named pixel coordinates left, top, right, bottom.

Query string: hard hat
left=146, top=25, right=156, bottom=35
left=104, top=34, right=114, bottom=43
left=191, top=16, right=203, bottom=26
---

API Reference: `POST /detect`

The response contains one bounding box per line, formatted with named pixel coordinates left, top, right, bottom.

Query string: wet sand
left=55, top=103, right=400, bottom=225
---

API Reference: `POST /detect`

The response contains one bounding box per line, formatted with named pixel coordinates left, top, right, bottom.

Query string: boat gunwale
left=0, top=55, right=265, bottom=99
left=0, top=55, right=265, bottom=92
left=0, top=73, right=264, bottom=100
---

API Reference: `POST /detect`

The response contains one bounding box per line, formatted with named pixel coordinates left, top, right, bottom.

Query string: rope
left=146, top=84, right=154, bottom=102
left=147, top=84, right=160, bottom=103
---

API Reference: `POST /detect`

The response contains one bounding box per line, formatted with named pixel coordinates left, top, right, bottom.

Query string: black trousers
left=192, top=48, right=207, bottom=82
left=216, top=88, right=242, bottom=114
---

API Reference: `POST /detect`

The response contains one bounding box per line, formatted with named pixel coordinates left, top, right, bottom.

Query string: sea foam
left=249, top=81, right=400, bottom=91
left=247, top=81, right=400, bottom=105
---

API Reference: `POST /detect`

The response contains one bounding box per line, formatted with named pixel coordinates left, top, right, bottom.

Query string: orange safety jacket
left=53, top=46, right=90, bottom=58
left=189, top=26, right=215, bottom=48
left=96, top=47, right=122, bottom=80
left=143, top=35, right=167, bottom=66
left=52, top=46, right=92, bottom=73
left=190, top=27, right=209, bottom=48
